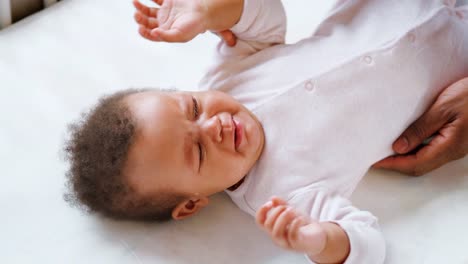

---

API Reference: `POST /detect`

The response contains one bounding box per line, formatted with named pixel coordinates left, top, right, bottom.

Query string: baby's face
left=124, top=90, right=265, bottom=201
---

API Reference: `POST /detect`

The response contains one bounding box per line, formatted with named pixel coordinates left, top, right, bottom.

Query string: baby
left=64, top=0, right=468, bottom=263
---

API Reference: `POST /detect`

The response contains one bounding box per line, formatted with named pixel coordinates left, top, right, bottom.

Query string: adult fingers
left=133, top=0, right=159, bottom=17
left=393, top=103, right=448, bottom=155
left=134, top=11, right=159, bottom=29
left=374, top=123, right=462, bottom=175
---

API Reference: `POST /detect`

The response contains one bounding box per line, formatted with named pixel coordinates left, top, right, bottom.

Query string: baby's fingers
left=138, top=25, right=161, bottom=41
left=264, top=205, right=288, bottom=230
left=256, top=201, right=273, bottom=226
left=272, top=208, right=297, bottom=245
left=256, top=197, right=288, bottom=226
left=133, top=0, right=159, bottom=17
left=218, top=30, right=237, bottom=47
left=287, top=216, right=307, bottom=243
left=151, top=28, right=191, bottom=43
left=271, top=196, right=288, bottom=206
left=134, top=11, right=159, bottom=29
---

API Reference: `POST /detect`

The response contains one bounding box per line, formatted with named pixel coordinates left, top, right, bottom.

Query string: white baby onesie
left=199, top=0, right=468, bottom=263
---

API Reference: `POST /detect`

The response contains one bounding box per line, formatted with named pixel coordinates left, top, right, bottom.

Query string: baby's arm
left=216, top=0, right=286, bottom=57
left=133, top=0, right=243, bottom=44
left=134, top=0, right=287, bottom=58
left=256, top=192, right=385, bottom=264
left=257, top=197, right=350, bottom=263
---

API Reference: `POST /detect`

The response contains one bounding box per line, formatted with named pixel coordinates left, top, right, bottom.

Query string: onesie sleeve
left=214, top=0, right=287, bottom=58
left=287, top=189, right=386, bottom=264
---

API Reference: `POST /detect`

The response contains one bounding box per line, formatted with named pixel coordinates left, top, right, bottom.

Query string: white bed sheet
left=1, top=0, right=467, bottom=263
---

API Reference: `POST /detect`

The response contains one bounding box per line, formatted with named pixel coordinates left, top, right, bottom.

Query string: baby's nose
left=201, top=116, right=222, bottom=143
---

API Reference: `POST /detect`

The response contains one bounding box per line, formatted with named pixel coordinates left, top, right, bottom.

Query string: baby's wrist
left=301, top=222, right=328, bottom=256
left=306, top=222, right=350, bottom=264
left=199, top=0, right=211, bottom=32
left=201, top=0, right=244, bottom=31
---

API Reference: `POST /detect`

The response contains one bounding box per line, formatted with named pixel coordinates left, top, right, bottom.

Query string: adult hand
left=373, top=77, right=468, bottom=176
left=133, top=0, right=237, bottom=46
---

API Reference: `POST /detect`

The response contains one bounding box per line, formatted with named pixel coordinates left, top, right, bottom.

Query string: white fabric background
left=0, top=0, right=467, bottom=263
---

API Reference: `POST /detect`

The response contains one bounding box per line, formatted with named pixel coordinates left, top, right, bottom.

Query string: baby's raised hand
left=256, top=197, right=327, bottom=256
left=133, top=0, right=208, bottom=43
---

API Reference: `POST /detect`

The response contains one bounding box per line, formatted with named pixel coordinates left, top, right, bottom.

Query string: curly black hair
left=63, top=88, right=186, bottom=221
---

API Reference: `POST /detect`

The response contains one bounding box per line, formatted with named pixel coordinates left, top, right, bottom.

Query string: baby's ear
left=171, top=197, right=209, bottom=220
